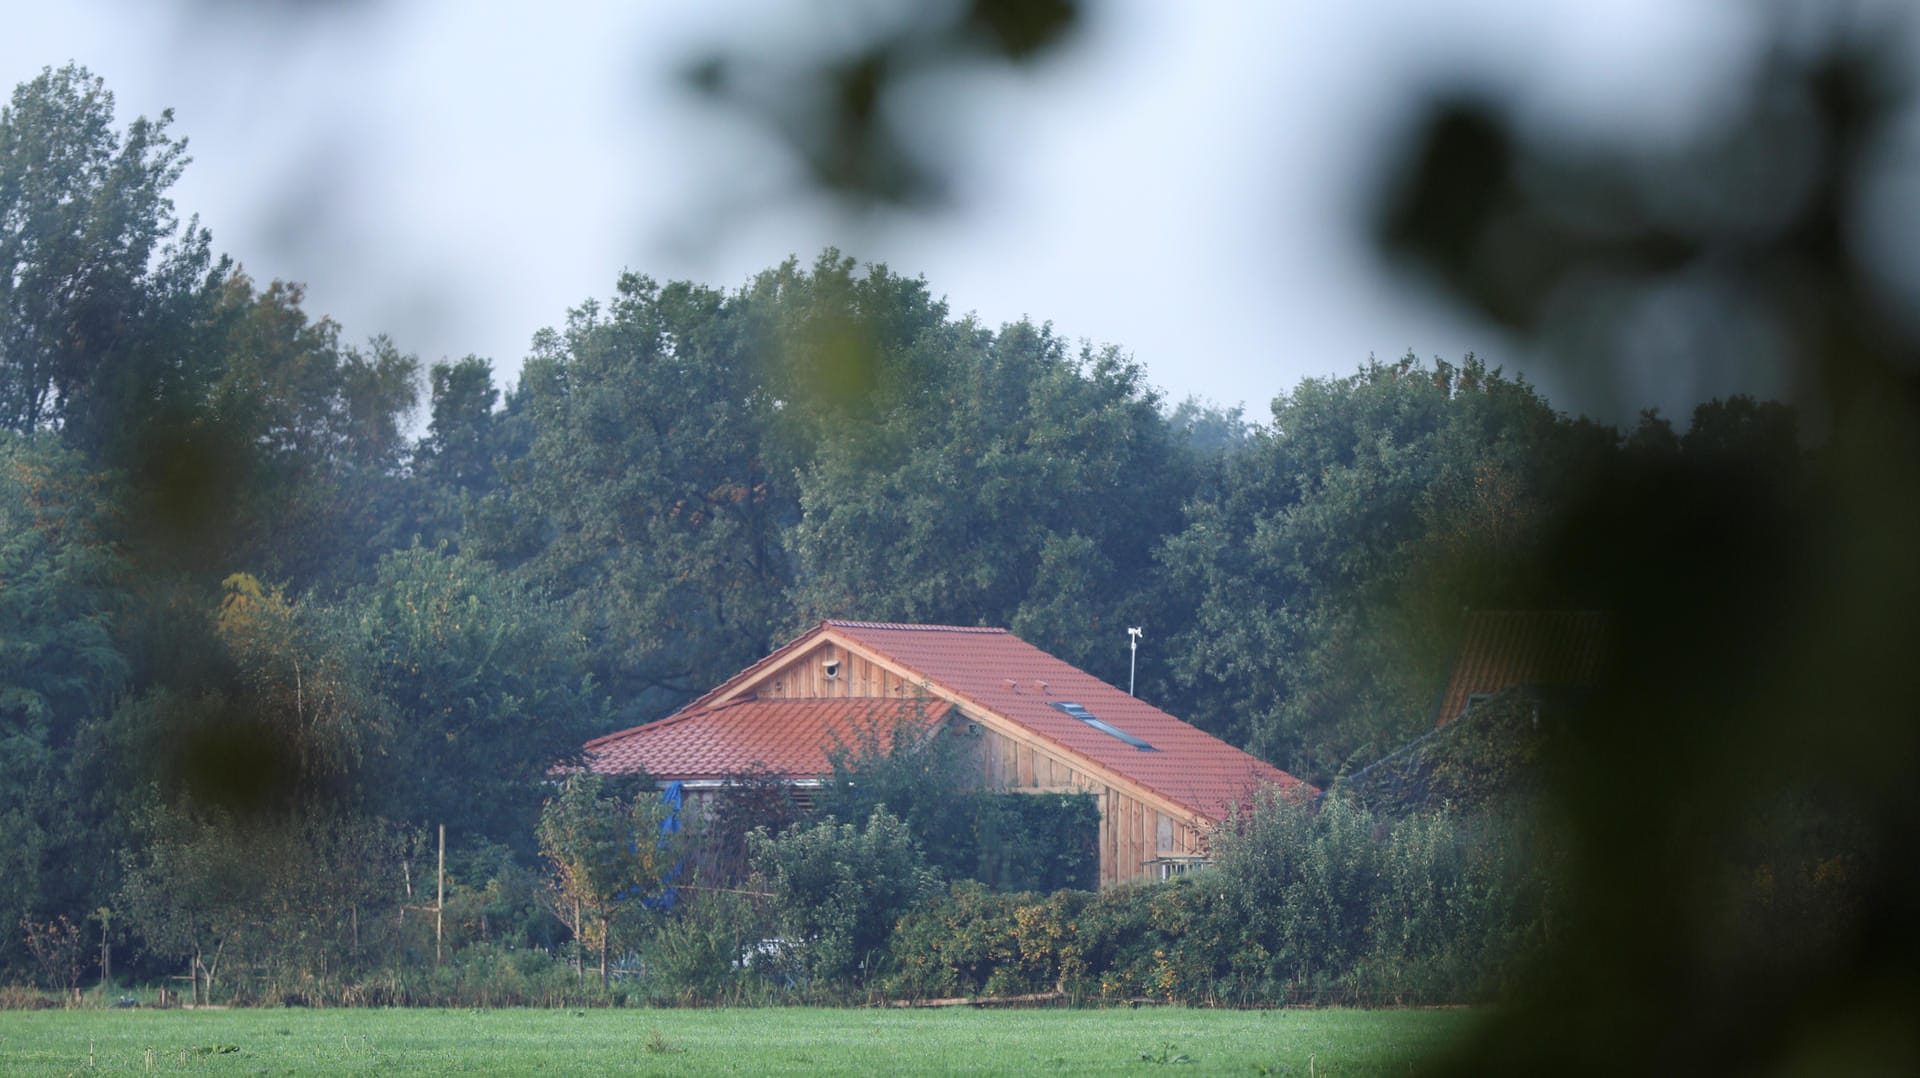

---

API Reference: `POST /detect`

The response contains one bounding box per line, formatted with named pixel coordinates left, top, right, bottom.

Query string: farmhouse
left=584, top=620, right=1311, bottom=886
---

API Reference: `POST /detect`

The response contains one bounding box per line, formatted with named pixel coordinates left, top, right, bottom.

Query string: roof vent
left=1049, top=701, right=1156, bottom=752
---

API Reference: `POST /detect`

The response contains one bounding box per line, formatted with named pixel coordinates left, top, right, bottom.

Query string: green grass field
left=0, top=1006, right=1475, bottom=1075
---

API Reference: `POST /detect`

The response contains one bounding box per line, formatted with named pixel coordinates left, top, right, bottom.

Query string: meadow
left=0, top=1006, right=1475, bottom=1075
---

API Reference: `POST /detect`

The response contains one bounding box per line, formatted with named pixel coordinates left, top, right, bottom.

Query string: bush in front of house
left=637, top=889, right=782, bottom=1006
left=749, top=807, right=940, bottom=992
left=887, top=883, right=1083, bottom=999
left=886, top=794, right=1555, bottom=1006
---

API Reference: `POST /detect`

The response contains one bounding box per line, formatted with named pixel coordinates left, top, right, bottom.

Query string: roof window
left=1049, top=701, right=1157, bottom=752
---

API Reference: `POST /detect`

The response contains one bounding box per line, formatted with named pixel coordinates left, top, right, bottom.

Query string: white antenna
left=1127, top=626, right=1144, bottom=696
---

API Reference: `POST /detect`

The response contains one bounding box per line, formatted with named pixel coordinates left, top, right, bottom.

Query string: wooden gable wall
left=736, top=635, right=1209, bottom=886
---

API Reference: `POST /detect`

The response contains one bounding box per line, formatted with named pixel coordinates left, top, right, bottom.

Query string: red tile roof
left=1435, top=610, right=1610, bottom=726
left=824, top=622, right=1309, bottom=822
left=585, top=697, right=949, bottom=781
left=595, top=620, right=1310, bottom=821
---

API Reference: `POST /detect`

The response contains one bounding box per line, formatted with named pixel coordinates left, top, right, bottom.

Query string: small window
left=1147, top=855, right=1211, bottom=881
left=1049, top=701, right=1156, bottom=752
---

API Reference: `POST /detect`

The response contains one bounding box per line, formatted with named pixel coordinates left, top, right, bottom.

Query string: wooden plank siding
left=759, top=643, right=931, bottom=701
left=950, top=707, right=1208, bottom=886
left=744, top=636, right=1210, bottom=887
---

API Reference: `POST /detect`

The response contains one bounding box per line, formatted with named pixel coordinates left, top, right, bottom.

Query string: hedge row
left=889, top=796, right=1554, bottom=1006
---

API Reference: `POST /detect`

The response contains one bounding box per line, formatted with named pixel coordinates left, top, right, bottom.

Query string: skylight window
left=1049, top=702, right=1157, bottom=752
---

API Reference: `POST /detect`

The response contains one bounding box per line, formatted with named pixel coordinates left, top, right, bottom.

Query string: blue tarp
left=639, top=782, right=682, bottom=910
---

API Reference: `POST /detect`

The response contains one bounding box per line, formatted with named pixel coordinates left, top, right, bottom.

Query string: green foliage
left=888, top=884, right=1085, bottom=999
left=1352, top=810, right=1550, bottom=1003
left=1159, top=354, right=1600, bottom=782
left=210, top=573, right=374, bottom=792
left=536, top=775, right=679, bottom=987
left=813, top=699, right=970, bottom=871
left=437, top=841, right=562, bottom=954
left=1210, top=793, right=1399, bottom=998
left=117, top=803, right=411, bottom=1003
left=0, top=434, right=129, bottom=973
left=499, top=273, right=796, bottom=721
left=815, top=703, right=1098, bottom=892
left=750, top=807, right=939, bottom=989
left=345, top=545, right=603, bottom=849
left=889, top=794, right=1553, bottom=1006
left=389, top=943, right=597, bottom=1008
left=0, top=64, right=217, bottom=450
left=413, top=355, right=506, bottom=547
left=784, top=303, right=1193, bottom=685
left=966, top=792, right=1099, bottom=894
left=197, top=278, right=421, bottom=589
left=0, top=435, right=128, bottom=735
left=639, top=890, right=778, bottom=1006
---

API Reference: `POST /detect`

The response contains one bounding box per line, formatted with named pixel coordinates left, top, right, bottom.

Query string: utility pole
left=1128, top=627, right=1143, bottom=696
left=436, top=824, right=445, bottom=967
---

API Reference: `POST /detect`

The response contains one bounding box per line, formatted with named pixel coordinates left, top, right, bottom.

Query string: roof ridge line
left=827, top=620, right=1008, bottom=633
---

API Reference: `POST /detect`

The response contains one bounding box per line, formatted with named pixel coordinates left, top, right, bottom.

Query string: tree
left=416, top=355, right=502, bottom=495
left=497, top=273, right=797, bottom=721
left=537, top=774, right=677, bottom=988
left=0, top=433, right=129, bottom=975
left=0, top=64, right=223, bottom=453
left=813, top=700, right=971, bottom=874
left=785, top=310, right=1195, bottom=684
left=1158, top=355, right=1594, bottom=782
left=197, top=278, right=421, bottom=589
left=210, top=572, right=373, bottom=794
left=118, top=800, right=408, bottom=1003
left=344, top=544, right=603, bottom=850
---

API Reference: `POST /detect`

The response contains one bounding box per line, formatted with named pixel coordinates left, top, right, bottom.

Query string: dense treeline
left=1, top=65, right=1825, bottom=1000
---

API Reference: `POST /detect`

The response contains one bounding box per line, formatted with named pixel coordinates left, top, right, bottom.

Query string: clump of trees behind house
left=0, top=64, right=1865, bottom=1008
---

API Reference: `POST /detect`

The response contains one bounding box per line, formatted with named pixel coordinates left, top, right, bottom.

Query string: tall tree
left=1159, top=355, right=1596, bottom=782
left=498, top=273, right=795, bottom=721
left=0, top=64, right=222, bottom=453
left=0, top=433, right=130, bottom=974
left=344, top=545, right=603, bottom=851
left=416, top=355, right=501, bottom=495
left=785, top=312, right=1195, bottom=683
left=192, top=277, right=421, bottom=589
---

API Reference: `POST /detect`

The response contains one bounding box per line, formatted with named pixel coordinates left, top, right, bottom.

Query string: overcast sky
left=4, top=1, right=1804, bottom=424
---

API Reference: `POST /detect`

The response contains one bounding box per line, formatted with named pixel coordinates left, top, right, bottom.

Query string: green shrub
left=401, top=943, right=591, bottom=1007
left=890, top=884, right=1047, bottom=999
left=640, top=890, right=779, bottom=1005
left=750, top=807, right=939, bottom=990
left=814, top=706, right=1099, bottom=893
left=886, top=794, right=1555, bottom=1006
left=0, top=984, right=61, bottom=1009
